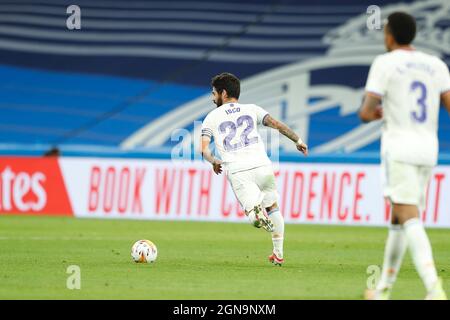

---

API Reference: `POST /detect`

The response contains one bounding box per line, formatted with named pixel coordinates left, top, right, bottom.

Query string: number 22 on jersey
left=219, top=115, right=258, bottom=151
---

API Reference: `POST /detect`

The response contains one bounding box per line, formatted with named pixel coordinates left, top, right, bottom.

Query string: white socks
left=268, top=209, right=284, bottom=258
left=403, top=218, right=439, bottom=292
left=377, top=225, right=407, bottom=290
left=377, top=218, right=439, bottom=293
left=247, top=211, right=258, bottom=227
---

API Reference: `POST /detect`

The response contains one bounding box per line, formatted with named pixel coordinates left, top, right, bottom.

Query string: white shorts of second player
left=382, top=157, right=432, bottom=210
left=227, top=165, right=279, bottom=212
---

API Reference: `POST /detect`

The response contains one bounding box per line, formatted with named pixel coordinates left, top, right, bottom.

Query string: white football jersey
left=201, top=102, right=272, bottom=173
left=365, top=49, right=450, bottom=166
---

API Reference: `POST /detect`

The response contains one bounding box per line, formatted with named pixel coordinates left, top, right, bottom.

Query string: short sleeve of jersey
left=201, top=114, right=213, bottom=139
left=365, top=55, right=389, bottom=97
left=438, top=60, right=450, bottom=95
left=253, top=105, right=270, bottom=125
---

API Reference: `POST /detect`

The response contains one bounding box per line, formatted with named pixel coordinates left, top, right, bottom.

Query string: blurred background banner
left=1, top=157, right=449, bottom=227
left=0, top=0, right=449, bottom=158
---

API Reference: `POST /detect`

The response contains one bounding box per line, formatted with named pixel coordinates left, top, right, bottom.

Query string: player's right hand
left=296, top=142, right=308, bottom=156
left=374, top=106, right=383, bottom=120
left=212, top=159, right=223, bottom=175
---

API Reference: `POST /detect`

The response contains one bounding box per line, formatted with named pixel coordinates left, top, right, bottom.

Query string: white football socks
left=376, top=224, right=407, bottom=290
left=247, top=211, right=257, bottom=226
left=404, top=218, right=439, bottom=292
left=268, top=209, right=284, bottom=258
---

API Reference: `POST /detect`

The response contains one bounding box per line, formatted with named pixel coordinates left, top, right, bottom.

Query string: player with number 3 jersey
left=200, top=72, right=308, bottom=266
left=360, top=12, right=450, bottom=300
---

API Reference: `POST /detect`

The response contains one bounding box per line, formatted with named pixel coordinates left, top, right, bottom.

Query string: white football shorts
left=382, top=157, right=432, bottom=210
left=226, top=165, right=279, bottom=212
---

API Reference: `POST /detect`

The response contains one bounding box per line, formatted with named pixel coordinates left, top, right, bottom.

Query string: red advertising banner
left=0, top=157, right=73, bottom=215
left=1, top=157, right=449, bottom=228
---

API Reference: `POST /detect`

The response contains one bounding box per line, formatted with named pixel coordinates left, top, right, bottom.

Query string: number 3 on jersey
left=410, top=80, right=427, bottom=123
left=219, top=115, right=258, bottom=151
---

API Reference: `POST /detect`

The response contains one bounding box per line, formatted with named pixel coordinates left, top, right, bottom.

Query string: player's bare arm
left=442, top=91, right=450, bottom=114
left=200, top=135, right=222, bottom=175
left=359, top=93, right=383, bottom=123
left=263, top=115, right=308, bottom=155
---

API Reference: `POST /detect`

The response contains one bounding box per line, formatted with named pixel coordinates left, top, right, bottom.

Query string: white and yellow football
left=131, top=240, right=158, bottom=263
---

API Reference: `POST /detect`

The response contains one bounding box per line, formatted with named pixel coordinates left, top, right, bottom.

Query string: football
left=131, top=240, right=158, bottom=263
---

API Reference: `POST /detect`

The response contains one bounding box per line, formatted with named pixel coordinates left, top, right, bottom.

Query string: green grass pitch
left=1, top=215, right=449, bottom=299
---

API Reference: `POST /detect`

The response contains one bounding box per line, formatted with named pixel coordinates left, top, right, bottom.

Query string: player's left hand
left=212, top=159, right=223, bottom=175
left=296, top=142, right=308, bottom=156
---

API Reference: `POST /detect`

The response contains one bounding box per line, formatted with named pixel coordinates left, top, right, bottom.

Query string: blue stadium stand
left=0, top=0, right=448, bottom=163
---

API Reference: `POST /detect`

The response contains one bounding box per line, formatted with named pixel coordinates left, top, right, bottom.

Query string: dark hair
left=44, top=146, right=60, bottom=157
left=211, top=72, right=240, bottom=99
left=386, top=12, right=416, bottom=45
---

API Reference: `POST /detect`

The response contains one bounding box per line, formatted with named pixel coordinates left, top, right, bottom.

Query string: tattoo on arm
left=263, top=115, right=299, bottom=143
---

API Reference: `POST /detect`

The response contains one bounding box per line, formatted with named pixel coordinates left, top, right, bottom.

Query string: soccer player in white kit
left=360, top=12, right=450, bottom=300
left=200, top=73, right=308, bottom=266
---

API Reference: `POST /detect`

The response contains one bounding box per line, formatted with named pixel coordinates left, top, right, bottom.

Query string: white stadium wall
left=1, top=157, right=449, bottom=228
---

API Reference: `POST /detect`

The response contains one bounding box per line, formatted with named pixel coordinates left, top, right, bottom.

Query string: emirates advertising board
left=0, top=157, right=449, bottom=228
